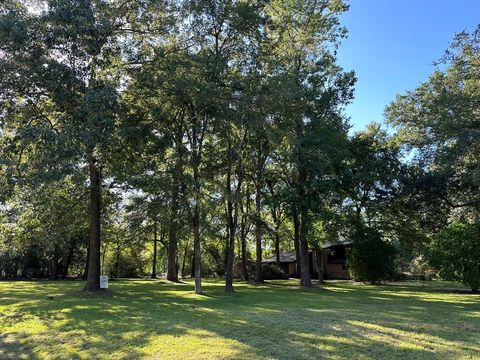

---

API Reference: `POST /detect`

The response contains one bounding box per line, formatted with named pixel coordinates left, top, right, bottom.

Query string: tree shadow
left=1, top=279, right=479, bottom=359
left=0, top=333, right=39, bottom=360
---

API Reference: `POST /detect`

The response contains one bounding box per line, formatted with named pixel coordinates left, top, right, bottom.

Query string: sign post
left=100, top=275, right=108, bottom=289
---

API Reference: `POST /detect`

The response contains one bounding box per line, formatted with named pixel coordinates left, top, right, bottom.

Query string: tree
left=0, top=0, right=363, bottom=293
left=266, top=179, right=288, bottom=266
left=386, top=26, right=480, bottom=286
left=0, top=175, right=89, bottom=279
left=264, top=0, right=355, bottom=287
left=344, top=124, right=401, bottom=224
left=0, top=0, right=125, bottom=290
left=386, top=26, right=480, bottom=225
left=347, top=225, right=396, bottom=283
left=429, top=223, right=480, bottom=291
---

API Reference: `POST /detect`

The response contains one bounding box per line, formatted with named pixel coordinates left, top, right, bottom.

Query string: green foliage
left=386, top=26, right=480, bottom=223
left=347, top=227, right=396, bottom=283
left=0, top=176, right=89, bottom=279
left=409, top=255, right=437, bottom=281
left=105, top=248, right=149, bottom=278
left=261, top=263, right=289, bottom=280
left=4, top=0, right=477, bottom=295
left=385, top=26, right=480, bottom=290
left=429, top=223, right=480, bottom=291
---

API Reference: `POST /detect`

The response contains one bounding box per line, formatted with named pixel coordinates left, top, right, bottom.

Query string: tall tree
left=264, top=0, right=355, bottom=287
left=0, top=0, right=124, bottom=290
left=386, top=26, right=480, bottom=286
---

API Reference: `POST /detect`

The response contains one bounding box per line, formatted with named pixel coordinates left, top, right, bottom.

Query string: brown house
left=264, top=242, right=351, bottom=280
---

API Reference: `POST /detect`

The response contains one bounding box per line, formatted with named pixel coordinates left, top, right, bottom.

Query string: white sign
left=100, top=275, right=109, bottom=289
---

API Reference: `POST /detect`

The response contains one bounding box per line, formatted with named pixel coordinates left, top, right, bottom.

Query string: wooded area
left=0, top=0, right=479, bottom=293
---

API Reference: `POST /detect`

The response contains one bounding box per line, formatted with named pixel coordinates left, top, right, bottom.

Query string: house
left=263, top=241, right=352, bottom=280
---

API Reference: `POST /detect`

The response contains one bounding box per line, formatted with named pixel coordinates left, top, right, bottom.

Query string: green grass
left=0, top=279, right=479, bottom=359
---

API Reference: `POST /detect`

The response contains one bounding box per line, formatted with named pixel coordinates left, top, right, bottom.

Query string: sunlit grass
left=0, top=279, right=479, bottom=359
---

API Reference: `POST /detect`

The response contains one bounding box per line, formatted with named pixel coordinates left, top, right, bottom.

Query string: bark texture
left=84, top=155, right=101, bottom=291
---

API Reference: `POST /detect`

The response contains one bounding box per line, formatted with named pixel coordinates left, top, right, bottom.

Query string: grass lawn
left=0, top=279, right=479, bottom=359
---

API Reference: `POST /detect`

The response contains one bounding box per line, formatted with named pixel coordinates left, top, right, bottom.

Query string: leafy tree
left=344, top=124, right=401, bottom=225
left=0, top=0, right=401, bottom=295
left=386, top=26, right=480, bottom=225
left=0, top=175, right=89, bottom=279
left=0, top=0, right=122, bottom=290
left=265, top=0, right=355, bottom=287
left=347, top=226, right=396, bottom=283
left=386, top=26, right=480, bottom=285
left=429, top=223, right=480, bottom=291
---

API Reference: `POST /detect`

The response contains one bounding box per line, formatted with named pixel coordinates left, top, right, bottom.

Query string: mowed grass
left=0, top=279, right=479, bottom=359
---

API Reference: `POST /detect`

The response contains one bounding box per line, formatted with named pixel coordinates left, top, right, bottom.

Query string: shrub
left=410, top=255, right=436, bottom=281
left=232, top=258, right=256, bottom=279
left=347, top=227, right=396, bottom=283
left=429, top=223, right=480, bottom=292
left=261, top=263, right=289, bottom=280
left=231, top=259, right=288, bottom=280
left=106, top=250, right=148, bottom=278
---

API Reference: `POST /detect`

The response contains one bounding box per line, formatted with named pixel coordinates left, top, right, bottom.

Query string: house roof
left=264, top=251, right=297, bottom=263
left=264, top=241, right=352, bottom=263
left=323, top=240, right=353, bottom=249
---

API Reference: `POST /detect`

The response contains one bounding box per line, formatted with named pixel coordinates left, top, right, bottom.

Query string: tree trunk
left=83, top=246, right=89, bottom=280
left=189, top=113, right=206, bottom=295
left=166, top=193, right=179, bottom=282
left=315, top=249, right=324, bottom=284
left=293, top=207, right=301, bottom=277
left=84, top=155, right=101, bottom=291
left=239, top=185, right=250, bottom=280
left=167, top=134, right=183, bottom=282
left=299, top=234, right=311, bottom=287
left=62, top=240, right=76, bottom=279
left=50, top=245, right=59, bottom=280
left=300, top=191, right=312, bottom=288
left=192, top=147, right=203, bottom=295
left=192, top=149, right=203, bottom=294
left=275, top=232, right=281, bottom=266
left=181, top=240, right=188, bottom=278
left=151, top=219, right=158, bottom=279
left=166, top=224, right=178, bottom=282
left=295, top=111, right=312, bottom=288
left=225, top=205, right=235, bottom=292
left=255, top=179, right=263, bottom=283
left=270, top=205, right=281, bottom=266
left=240, top=234, right=248, bottom=280
left=193, top=201, right=202, bottom=294
left=225, top=140, right=243, bottom=292
left=114, top=242, right=121, bottom=278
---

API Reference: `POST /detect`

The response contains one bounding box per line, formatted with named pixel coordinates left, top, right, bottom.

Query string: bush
left=410, top=255, right=436, bottom=281
left=232, top=258, right=256, bottom=279
left=231, top=258, right=288, bottom=280
left=106, top=250, right=148, bottom=278
left=429, top=223, right=480, bottom=292
left=347, top=227, right=396, bottom=283
left=261, top=263, right=289, bottom=280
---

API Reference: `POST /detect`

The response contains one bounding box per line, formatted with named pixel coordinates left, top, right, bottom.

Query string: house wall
left=288, top=263, right=296, bottom=276
left=278, top=263, right=290, bottom=275
left=324, top=262, right=349, bottom=280
left=269, top=246, right=351, bottom=279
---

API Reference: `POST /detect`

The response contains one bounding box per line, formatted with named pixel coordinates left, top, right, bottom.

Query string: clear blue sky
left=337, top=0, right=480, bottom=133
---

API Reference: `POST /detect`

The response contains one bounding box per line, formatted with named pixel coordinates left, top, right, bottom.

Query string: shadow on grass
left=0, top=279, right=479, bottom=359
left=0, top=333, right=39, bottom=360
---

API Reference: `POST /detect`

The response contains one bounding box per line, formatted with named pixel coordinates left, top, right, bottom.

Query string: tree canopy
left=1, top=2, right=479, bottom=292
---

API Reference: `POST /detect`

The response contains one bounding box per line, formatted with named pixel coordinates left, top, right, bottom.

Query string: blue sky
left=337, top=0, right=480, bottom=133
